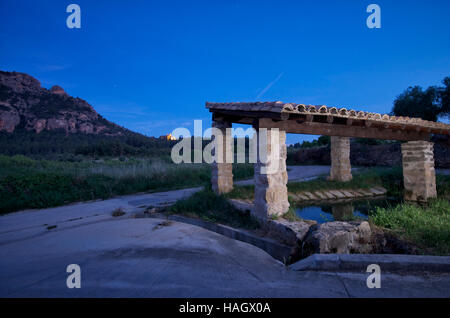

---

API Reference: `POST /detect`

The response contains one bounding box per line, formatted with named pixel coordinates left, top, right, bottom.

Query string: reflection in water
left=332, top=204, right=354, bottom=220
left=295, top=198, right=398, bottom=224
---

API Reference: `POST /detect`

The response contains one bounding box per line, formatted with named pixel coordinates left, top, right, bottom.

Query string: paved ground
left=1, top=165, right=449, bottom=297
left=1, top=217, right=449, bottom=297
left=0, top=187, right=201, bottom=246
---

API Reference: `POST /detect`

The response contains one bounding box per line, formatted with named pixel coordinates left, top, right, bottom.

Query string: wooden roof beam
left=258, top=118, right=430, bottom=141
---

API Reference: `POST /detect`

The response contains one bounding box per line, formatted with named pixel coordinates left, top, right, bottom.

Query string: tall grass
left=0, top=155, right=201, bottom=178
left=370, top=199, right=450, bottom=255
left=0, top=155, right=254, bottom=214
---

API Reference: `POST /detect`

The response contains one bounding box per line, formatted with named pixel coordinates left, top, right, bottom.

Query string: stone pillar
left=211, top=120, right=233, bottom=194
left=401, top=141, right=437, bottom=202
left=329, top=136, right=352, bottom=182
left=252, top=128, right=290, bottom=220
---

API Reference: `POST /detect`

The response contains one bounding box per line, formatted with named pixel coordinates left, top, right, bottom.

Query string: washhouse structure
left=206, top=101, right=450, bottom=219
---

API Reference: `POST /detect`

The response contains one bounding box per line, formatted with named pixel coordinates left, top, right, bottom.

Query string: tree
left=438, top=77, right=450, bottom=117
left=392, top=85, right=441, bottom=121
left=391, top=76, right=450, bottom=121
left=317, top=135, right=330, bottom=146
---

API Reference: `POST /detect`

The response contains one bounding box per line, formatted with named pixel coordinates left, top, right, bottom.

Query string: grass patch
left=232, top=163, right=254, bottom=180
left=370, top=199, right=450, bottom=255
left=225, top=185, right=254, bottom=200
left=282, top=206, right=302, bottom=222
left=170, top=188, right=260, bottom=230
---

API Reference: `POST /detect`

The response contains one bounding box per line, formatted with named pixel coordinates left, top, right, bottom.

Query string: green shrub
left=370, top=199, right=450, bottom=255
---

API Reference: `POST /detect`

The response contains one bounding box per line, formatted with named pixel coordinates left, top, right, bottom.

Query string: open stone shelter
left=206, top=101, right=450, bottom=220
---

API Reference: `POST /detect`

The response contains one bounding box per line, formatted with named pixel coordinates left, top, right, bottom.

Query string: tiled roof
left=206, top=101, right=450, bottom=134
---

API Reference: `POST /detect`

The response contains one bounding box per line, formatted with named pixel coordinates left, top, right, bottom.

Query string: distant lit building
left=159, top=133, right=177, bottom=141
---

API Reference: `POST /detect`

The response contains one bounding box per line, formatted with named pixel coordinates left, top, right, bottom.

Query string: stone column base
left=401, top=141, right=437, bottom=202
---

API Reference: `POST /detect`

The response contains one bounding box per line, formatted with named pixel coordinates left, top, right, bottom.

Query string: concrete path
left=0, top=187, right=201, bottom=245
left=1, top=217, right=449, bottom=297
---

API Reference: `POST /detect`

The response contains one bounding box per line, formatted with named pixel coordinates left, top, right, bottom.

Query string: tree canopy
left=439, top=77, right=450, bottom=117
left=391, top=77, right=449, bottom=122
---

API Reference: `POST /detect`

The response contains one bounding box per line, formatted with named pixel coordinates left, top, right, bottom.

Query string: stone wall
left=401, top=141, right=437, bottom=202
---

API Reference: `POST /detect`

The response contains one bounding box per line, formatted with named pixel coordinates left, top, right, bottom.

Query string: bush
left=370, top=200, right=450, bottom=255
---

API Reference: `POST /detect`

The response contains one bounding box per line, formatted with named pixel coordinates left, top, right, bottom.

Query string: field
left=0, top=155, right=254, bottom=214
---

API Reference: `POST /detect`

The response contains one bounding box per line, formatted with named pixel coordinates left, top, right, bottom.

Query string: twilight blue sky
left=1, top=0, right=449, bottom=144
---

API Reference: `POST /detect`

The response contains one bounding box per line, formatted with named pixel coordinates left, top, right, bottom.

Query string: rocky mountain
left=0, top=71, right=129, bottom=135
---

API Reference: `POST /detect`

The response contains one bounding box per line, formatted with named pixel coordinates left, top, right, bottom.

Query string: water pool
left=295, top=198, right=399, bottom=224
